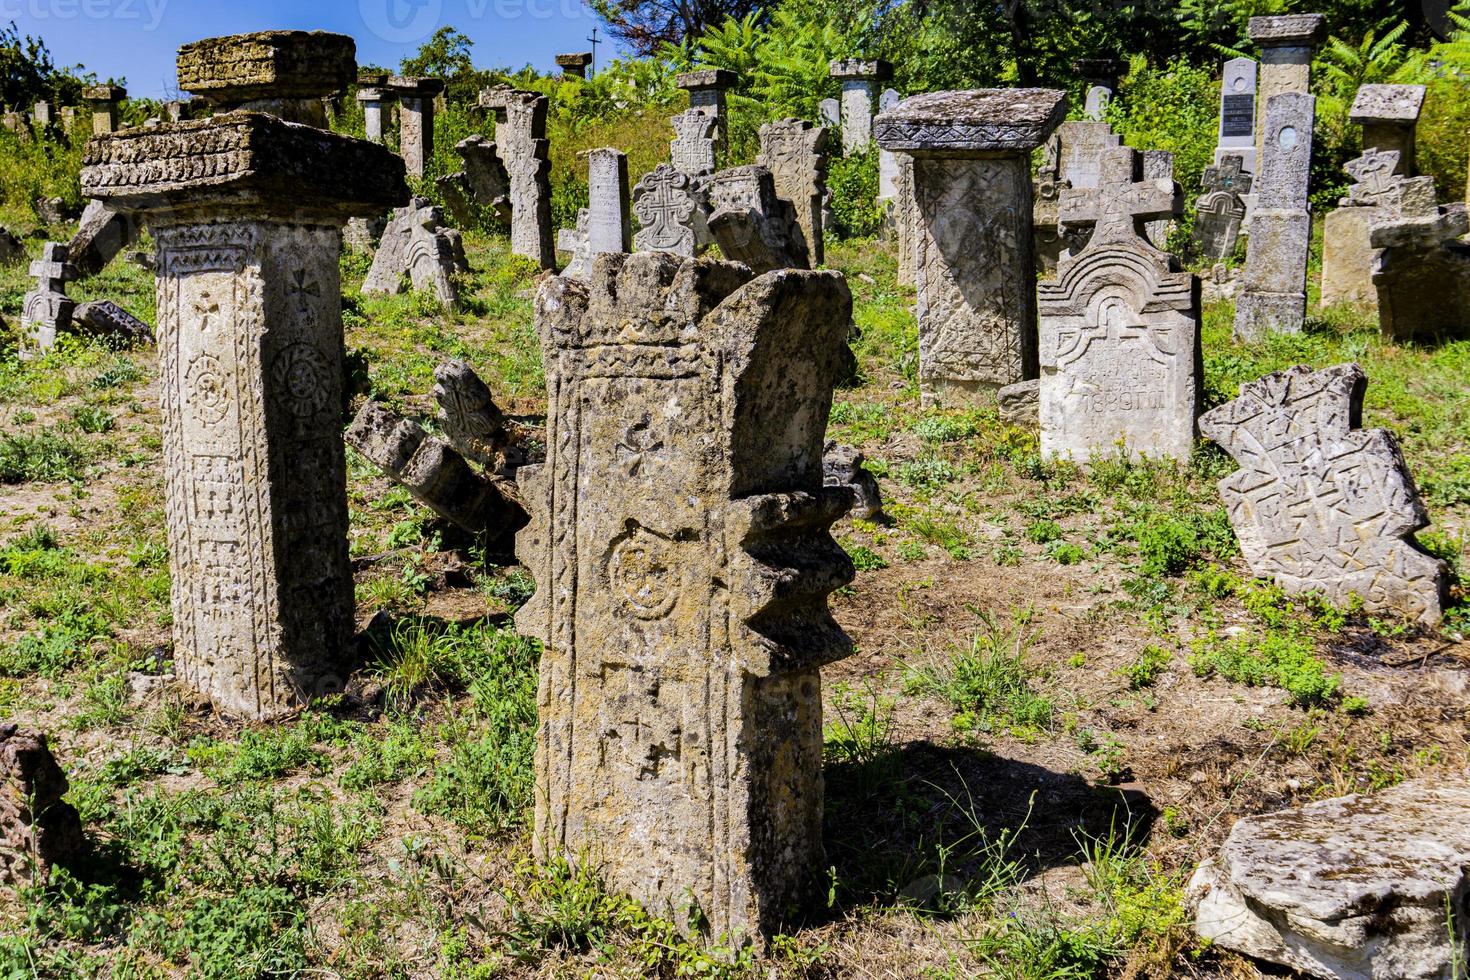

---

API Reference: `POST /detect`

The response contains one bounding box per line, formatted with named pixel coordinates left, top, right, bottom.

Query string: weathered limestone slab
left=823, top=441, right=883, bottom=520
left=558, top=211, right=591, bottom=279
left=1199, top=363, right=1449, bottom=624
left=517, top=251, right=856, bottom=944
left=81, top=47, right=408, bottom=721
left=894, top=154, right=916, bottom=285
left=355, top=84, right=393, bottom=144
left=1234, top=92, right=1315, bottom=341
left=346, top=401, right=522, bottom=537
left=20, top=243, right=74, bottom=359
left=675, top=68, right=736, bottom=163
left=1370, top=179, right=1470, bottom=343
left=389, top=76, right=444, bottom=179
left=1034, top=120, right=1123, bottom=269
left=1191, top=776, right=1470, bottom=980
left=67, top=199, right=140, bottom=280
left=830, top=59, right=892, bottom=155
left=434, top=359, right=512, bottom=472
left=670, top=108, right=717, bottom=176
left=74, top=300, right=153, bottom=345
left=1215, top=57, right=1258, bottom=174
left=876, top=89, right=1067, bottom=403
left=1142, top=150, right=1175, bottom=248
left=1033, top=133, right=1065, bottom=275
left=819, top=98, right=839, bottom=131
left=633, top=163, right=702, bottom=257
left=1193, top=154, right=1252, bottom=261
left=556, top=52, right=593, bottom=79
left=706, top=165, right=807, bottom=274
left=363, top=196, right=462, bottom=309
left=1042, top=146, right=1198, bottom=463
left=499, top=90, right=555, bottom=269
left=436, top=134, right=511, bottom=231
left=997, top=378, right=1039, bottom=426
left=83, top=84, right=125, bottom=135
left=585, top=147, right=632, bottom=259
left=31, top=101, right=51, bottom=128
left=1350, top=84, right=1424, bottom=175
left=178, top=31, right=353, bottom=127
left=757, top=118, right=828, bottom=267
left=1248, top=14, right=1326, bottom=166
left=1321, top=149, right=1399, bottom=310
left=877, top=89, right=901, bottom=201
left=1, top=725, right=84, bottom=887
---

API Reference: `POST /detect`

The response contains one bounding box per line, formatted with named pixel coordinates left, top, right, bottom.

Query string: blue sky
left=8, top=0, right=621, bottom=98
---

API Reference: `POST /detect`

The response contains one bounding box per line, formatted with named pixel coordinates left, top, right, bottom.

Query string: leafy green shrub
left=0, top=428, right=90, bottom=483
left=1046, top=541, right=1086, bottom=565
left=911, top=611, right=1053, bottom=732
left=827, top=147, right=884, bottom=240
left=911, top=412, right=980, bottom=443
left=898, top=454, right=958, bottom=489
left=845, top=542, right=889, bottom=572
left=1418, top=75, right=1470, bottom=202
left=1190, top=629, right=1342, bottom=708
left=1121, top=645, right=1171, bottom=689
left=1024, top=519, right=1062, bottom=545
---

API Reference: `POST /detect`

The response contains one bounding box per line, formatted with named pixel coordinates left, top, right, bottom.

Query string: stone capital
left=1248, top=14, right=1327, bottom=47
left=556, top=52, right=593, bottom=70
left=178, top=30, right=355, bottom=102
left=875, top=88, right=1067, bottom=156
left=1350, top=84, right=1426, bottom=125
left=675, top=68, right=737, bottom=92
left=829, top=59, right=893, bottom=82
left=82, top=84, right=126, bottom=104
left=388, top=75, right=446, bottom=98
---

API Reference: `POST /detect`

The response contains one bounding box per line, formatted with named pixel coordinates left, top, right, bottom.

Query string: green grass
left=909, top=610, right=1055, bottom=734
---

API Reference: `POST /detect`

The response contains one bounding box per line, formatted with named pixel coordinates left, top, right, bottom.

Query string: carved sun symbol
left=185, top=354, right=230, bottom=425
left=608, top=527, right=679, bottom=620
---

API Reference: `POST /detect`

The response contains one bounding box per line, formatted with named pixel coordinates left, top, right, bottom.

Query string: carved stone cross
left=1343, top=147, right=1402, bottom=206
left=1201, top=154, right=1252, bottom=195
left=1059, top=146, right=1178, bottom=247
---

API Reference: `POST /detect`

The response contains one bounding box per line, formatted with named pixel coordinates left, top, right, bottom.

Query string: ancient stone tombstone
left=1142, top=150, right=1175, bottom=248
left=818, top=98, right=840, bottom=131
left=893, top=154, right=916, bottom=285
left=31, top=101, right=52, bottom=128
left=1191, top=776, right=1470, bottom=980
left=355, top=72, right=394, bottom=144
left=437, top=134, right=512, bottom=231
left=557, top=211, right=592, bottom=279
left=1041, top=146, right=1198, bottom=463
left=1084, top=85, right=1111, bottom=121
left=517, top=250, right=856, bottom=944
left=829, top=59, right=892, bottom=155
left=823, top=442, right=883, bottom=520
left=20, top=243, right=75, bottom=359
left=1193, top=154, right=1253, bottom=262
left=498, top=90, right=555, bottom=269
left=363, top=197, right=463, bottom=309
left=1234, top=92, right=1315, bottom=342
left=81, top=31, right=408, bottom=721
left=997, top=378, right=1040, bottom=426
left=1215, top=57, right=1258, bottom=174
left=59, top=105, right=77, bottom=131
left=1200, top=363, right=1449, bottom=624
left=389, top=76, right=444, bottom=179
left=1370, top=177, right=1470, bottom=343
left=670, top=108, right=717, bottom=176
left=1034, top=120, right=1123, bottom=269
left=1350, top=84, right=1424, bottom=176
left=68, top=199, right=140, bottom=280
left=706, top=165, right=807, bottom=274
left=556, top=52, right=593, bottom=80
left=1248, top=14, right=1326, bottom=167
left=585, top=147, right=631, bottom=258
left=675, top=68, right=736, bottom=163
left=33, top=196, right=66, bottom=226
left=876, top=88, right=1067, bottom=404
left=74, top=300, right=153, bottom=345
left=434, top=359, right=514, bottom=471
left=876, top=89, right=901, bottom=203
left=178, top=30, right=354, bottom=127
left=1, top=725, right=84, bottom=888
left=632, top=163, right=702, bottom=258
left=1033, top=132, right=1065, bottom=275
left=757, top=118, right=829, bottom=268
left=83, top=84, right=125, bottom=135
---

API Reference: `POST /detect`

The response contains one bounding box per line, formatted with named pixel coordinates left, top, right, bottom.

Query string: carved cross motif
left=633, top=164, right=697, bottom=254
left=1059, top=146, right=1178, bottom=247
left=192, top=292, right=221, bottom=331
left=615, top=414, right=664, bottom=477
left=289, top=268, right=321, bottom=313
left=1344, top=147, right=1403, bottom=206
left=670, top=109, right=716, bottom=176
left=1201, top=154, right=1252, bottom=196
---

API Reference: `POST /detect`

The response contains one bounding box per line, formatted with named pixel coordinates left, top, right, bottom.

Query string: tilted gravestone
left=1193, top=155, right=1252, bottom=262
left=632, top=163, right=702, bottom=258
left=516, top=251, right=855, bottom=944
left=1234, top=92, right=1315, bottom=342
left=362, top=197, right=463, bottom=310
left=498, top=90, right=555, bottom=269
left=434, top=359, right=514, bottom=472
left=1369, top=175, right=1470, bottom=343
left=67, top=199, right=140, bottom=280
left=0, top=725, right=84, bottom=887
left=437, top=134, right=512, bottom=231
left=80, top=31, right=407, bottom=721
left=705, top=165, right=808, bottom=274
left=756, top=118, right=829, bottom=267
left=876, top=89, right=1067, bottom=404
left=20, top=243, right=75, bottom=360
left=1200, top=363, right=1449, bottom=625
left=74, top=300, right=153, bottom=345
left=1041, top=146, right=1198, bottom=463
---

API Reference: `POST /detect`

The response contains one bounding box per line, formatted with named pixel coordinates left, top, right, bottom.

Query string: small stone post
left=876, top=89, right=1067, bottom=404
left=80, top=31, right=407, bottom=722
left=390, top=76, right=445, bottom=178
left=1350, top=84, right=1425, bottom=177
left=1248, top=15, right=1326, bottom=168
left=675, top=69, right=736, bottom=164
left=876, top=89, right=901, bottom=202
left=585, top=147, right=631, bottom=257
left=497, top=90, right=555, bottom=269
left=83, top=84, right=125, bottom=135
left=31, top=101, right=52, bottom=129
left=20, top=243, right=75, bottom=359
left=829, top=59, right=893, bottom=155
left=355, top=70, right=393, bottom=144
left=758, top=118, right=830, bottom=267
left=556, top=52, right=593, bottom=80
left=1235, top=92, right=1316, bottom=341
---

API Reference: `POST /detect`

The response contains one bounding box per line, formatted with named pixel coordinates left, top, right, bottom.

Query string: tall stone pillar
left=757, top=118, right=830, bottom=267
left=829, top=59, right=893, bottom=155
left=355, top=70, right=393, bottom=144
left=498, top=90, right=555, bottom=269
left=82, top=85, right=125, bottom=135
left=877, top=89, right=1066, bottom=405
left=676, top=68, right=736, bottom=163
left=1248, top=15, right=1325, bottom=168
left=1235, top=92, right=1315, bottom=341
left=556, top=52, right=593, bottom=80
left=390, top=76, right=445, bottom=178
left=585, top=147, right=630, bottom=256
left=518, top=251, right=856, bottom=945
left=80, top=32, right=407, bottom=722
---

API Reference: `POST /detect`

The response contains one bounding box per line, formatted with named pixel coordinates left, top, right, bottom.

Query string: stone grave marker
left=556, top=52, right=593, bottom=80
left=1, top=725, right=84, bottom=887
left=830, top=59, right=892, bottom=155
left=20, top=243, right=75, bottom=359
left=517, top=251, right=856, bottom=945
left=1142, top=149, right=1175, bottom=248
left=670, top=108, right=717, bottom=176
left=1248, top=15, right=1326, bottom=167
left=585, top=147, right=631, bottom=258
left=74, top=300, right=152, bottom=345
left=1216, top=57, right=1258, bottom=174
left=389, top=76, right=444, bottom=179
left=82, top=84, right=125, bottom=135
left=1084, top=85, right=1111, bottom=121
left=68, top=199, right=140, bottom=280
left=178, top=30, right=353, bottom=127
left=877, top=89, right=901, bottom=202
left=757, top=118, right=829, bottom=268
left=1200, top=363, right=1449, bottom=624
left=434, top=359, right=514, bottom=472
left=1369, top=175, right=1470, bottom=342
left=876, top=88, right=1066, bottom=403
left=499, top=90, right=555, bottom=269
left=706, top=165, right=806, bottom=274
left=1350, top=84, right=1424, bottom=176
left=675, top=69, right=736, bottom=163
left=355, top=71, right=394, bottom=143
left=1193, top=154, right=1253, bottom=261
left=363, top=197, right=463, bottom=309
left=632, top=163, right=701, bottom=257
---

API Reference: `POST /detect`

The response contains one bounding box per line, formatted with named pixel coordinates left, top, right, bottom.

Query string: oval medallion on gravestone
left=608, top=526, right=679, bottom=620
left=184, top=353, right=231, bottom=426
left=1279, top=126, right=1298, bottom=150
left=270, top=342, right=332, bottom=420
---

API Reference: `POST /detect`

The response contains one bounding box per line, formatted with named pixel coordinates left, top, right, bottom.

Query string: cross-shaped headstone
left=1343, top=147, right=1402, bottom=206
left=1201, top=154, right=1253, bottom=196
left=28, top=243, right=74, bottom=289
left=1059, top=146, right=1178, bottom=247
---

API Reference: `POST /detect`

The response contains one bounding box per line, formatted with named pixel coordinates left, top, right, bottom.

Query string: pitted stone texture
left=1, top=726, right=84, bottom=887
left=363, top=197, right=462, bottom=309
left=346, top=401, right=523, bottom=537
left=389, top=77, right=443, bottom=179
left=1248, top=13, right=1328, bottom=44
left=1036, top=120, right=1122, bottom=270
left=1369, top=184, right=1470, bottom=343
left=584, top=147, right=631, bottom=258
left=1193, top=154, right=1252, bottom=261
left=997, top=378, right=1039, bottom=426
left=1191, top=776, right=1470, bottom=980
left=670, top=109, right=717, bottom=177
left=518, top=251, right=855, bottom=945
left=434, top=359, right=513, bottom=472
left=633, top=163, right=702, bottom=257
left=1249, top=15, right=1325, bottom=165
left=1235, top=92, right=1314, bottom=342
left=758, top=118, right=829, bottom=268
left=876, top=89, right=1067, bottom=155
left=20, top=242, right=74, bottom=359
left=68, top=199, right=140, bottom=279
left=830, top=59, right=890, bottom=155
left=437, top=135, right=511, bottom=230
left=675, top=69, right=735, bottom=160
left=83, top=84, right=125, bottom=135
left=1142, top=150, right=1175, bottom=248
left=1352, top=84, right=1425, bottom=174
left=1032, top=132, right=1065, bottom=274
left=894, top=154, right=916, bottom=286
left=498, top=91, right=555, bottom=269
left=75, top=300, right=152, bottom=344
left=706, top=165, right=807, bottom=274
left=1042, top=146, right=1198, bottom=463
left=1200, top=364, right=1449, bottom=625
left=178, top=31, right=353, bottom=126
left=823, top=442, right=882, bottom=520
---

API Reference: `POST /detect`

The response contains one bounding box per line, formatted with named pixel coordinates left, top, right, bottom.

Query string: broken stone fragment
left=67, top=199, right=140, bottom=280
left=1, top=724, right=84, bottom=888
left=823, top=441, right=883, bottom=519
left=433, top=359, right=513, bottom=472
left=73, top=300, right=153, bottom=345
left=997, top=378, right=1039, bottom=426
left=1190, top=776, right=1470, bottom=980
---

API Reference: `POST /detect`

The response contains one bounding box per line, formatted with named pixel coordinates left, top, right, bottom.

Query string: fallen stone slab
left=1190, top=776, right=1470, bottom=980
left=74, top=300, right=153, bottom=345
